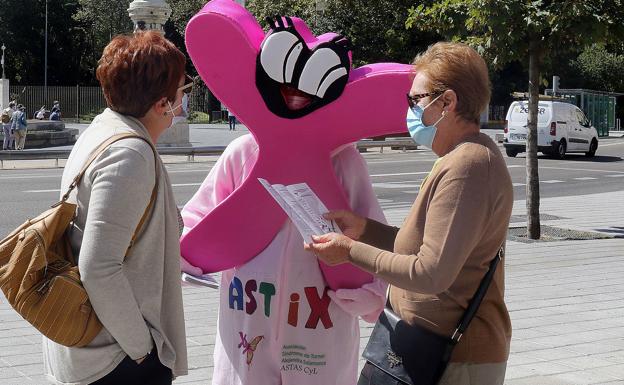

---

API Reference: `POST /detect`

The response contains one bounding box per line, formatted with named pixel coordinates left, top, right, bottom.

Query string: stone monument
left=128, top=0, right=191, bottom=147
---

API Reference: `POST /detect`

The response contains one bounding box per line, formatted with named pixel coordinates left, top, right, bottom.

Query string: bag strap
left=57, top=132, right=159, bottom=251
left=450, top=246, right=504, bottom=344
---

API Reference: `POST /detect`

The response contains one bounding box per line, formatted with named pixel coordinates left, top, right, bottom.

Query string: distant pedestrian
left=2, top=101, right=16, bottom=150
left=52, top=100, right=62, bottom=120
left=224, top=105, right=236, bottom=130
left=35, top=106, right=46, bottom=120
left=11, top=104, right=28, bottom=150
left=49, top=107, right=61, bottom=121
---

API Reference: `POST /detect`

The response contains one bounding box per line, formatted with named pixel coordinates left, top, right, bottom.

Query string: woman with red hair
left=43, top=31, right=192, bottom=385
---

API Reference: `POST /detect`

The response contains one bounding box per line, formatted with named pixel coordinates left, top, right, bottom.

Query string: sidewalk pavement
left=1, top=190, right=623, bottom=384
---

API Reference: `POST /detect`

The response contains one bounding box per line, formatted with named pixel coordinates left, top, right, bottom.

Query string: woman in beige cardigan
left=44, top=32, right=192, bottom=385
left=306, top=42, right=514, bottom=385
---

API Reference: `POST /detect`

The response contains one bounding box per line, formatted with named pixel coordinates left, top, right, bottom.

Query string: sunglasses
left=178, top=74, right=195, bottom=94
left=406, top=92, right=440, bottom=108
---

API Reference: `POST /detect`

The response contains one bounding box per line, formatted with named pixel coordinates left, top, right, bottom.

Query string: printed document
left=258, top=178, right=341, bottom=243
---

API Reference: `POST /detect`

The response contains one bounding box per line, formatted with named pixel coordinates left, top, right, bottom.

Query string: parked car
left=503, top=100, right=599, bottom=159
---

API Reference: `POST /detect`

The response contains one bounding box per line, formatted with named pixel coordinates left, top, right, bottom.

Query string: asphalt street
left=1, top=133, right=623, bottom=238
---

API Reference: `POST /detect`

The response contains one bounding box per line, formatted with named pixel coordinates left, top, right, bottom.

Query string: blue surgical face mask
left=406, top=93, right=445, bottom=149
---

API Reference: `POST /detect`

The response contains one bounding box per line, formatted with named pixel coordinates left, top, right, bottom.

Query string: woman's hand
left=135, top=353, right=149, bottom=365
left=323, top=210, right=367, bottom=240
left=304, top=233, right=354, bottom=266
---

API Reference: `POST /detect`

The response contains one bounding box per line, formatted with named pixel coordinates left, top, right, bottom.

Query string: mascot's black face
left=256, top=16, right=352, bottom=119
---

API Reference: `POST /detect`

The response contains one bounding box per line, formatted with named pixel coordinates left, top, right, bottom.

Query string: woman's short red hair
left=96, top=31, right=186, bottom=118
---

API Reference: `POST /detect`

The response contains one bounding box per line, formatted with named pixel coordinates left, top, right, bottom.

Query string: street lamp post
left=44, top=0, right=48, bottom=104
left=1, top=44, right=6, bottom=80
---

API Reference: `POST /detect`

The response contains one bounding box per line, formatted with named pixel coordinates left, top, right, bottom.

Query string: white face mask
left=167, top=94, right=189, bottom=128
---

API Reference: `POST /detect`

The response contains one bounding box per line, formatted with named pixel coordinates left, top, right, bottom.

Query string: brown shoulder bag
left=0, top=133, right=157, bottom=347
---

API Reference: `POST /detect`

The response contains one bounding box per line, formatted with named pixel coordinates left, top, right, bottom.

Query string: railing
left=9, top=83, right=222, bottom=124
left=0, top=139, right=418, bottom=169
left=9, top=85, right=107, bottom=123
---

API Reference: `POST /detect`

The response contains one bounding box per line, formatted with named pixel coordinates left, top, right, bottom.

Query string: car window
left=510, top=103, right=551, bottom=125
left=576, top=109, right=590, bottom=127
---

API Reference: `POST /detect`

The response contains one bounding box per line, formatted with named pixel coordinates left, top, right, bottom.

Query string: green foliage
left=570, top=45, right=624, bottom=93
left=316, top=0, right=439, bottom=67
left=405, top=0, right=624, bottom=239
left=406, top=0, right=624, bottom=70
left=168, top=0, right=207, bottom=36
left=247, top=0, right=439, bottom=66
left=2, top=0, right=622, bottom=94
left=0, top=0, right=87, bottom=84
left=73, top=0, right=133, bottom=84
left=187, top=110, right=211, bottom=123
left=247, top=0, right=316, bottom=28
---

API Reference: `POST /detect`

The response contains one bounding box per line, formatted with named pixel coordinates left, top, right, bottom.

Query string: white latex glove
left=328, top=279, right=387, bottom=323
left=180, top=256, right=203, bottom=276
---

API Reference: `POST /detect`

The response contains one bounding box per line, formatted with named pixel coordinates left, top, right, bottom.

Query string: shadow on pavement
left=533, top=154, right=623, bottom=162
left=594, top=227, right=624, bottom=238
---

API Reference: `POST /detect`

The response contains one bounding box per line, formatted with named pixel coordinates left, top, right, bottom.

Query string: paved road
left=1, top=134, right=623, bottom=237
left=1, top=131, right=624, bottom=384
left=2, top=190, right=623, bottom=385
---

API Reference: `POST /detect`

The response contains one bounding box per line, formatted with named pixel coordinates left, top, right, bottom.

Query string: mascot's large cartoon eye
left=256, top=16, right=352, bottom=118
left=260, top=31, right=303, bottom=84
left=298, top=48, right=348, bottom=98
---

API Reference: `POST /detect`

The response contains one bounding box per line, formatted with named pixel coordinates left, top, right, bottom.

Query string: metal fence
left=9, top=83, right=217, bottom=123
left=9, top=85, right=107, bottom=122
left=0, top=138, right=418, bottom=168
left=488, top=105, right=507, bottom=121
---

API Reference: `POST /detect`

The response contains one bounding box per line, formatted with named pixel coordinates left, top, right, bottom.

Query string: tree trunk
left=526, top=37, right=541, bottom=239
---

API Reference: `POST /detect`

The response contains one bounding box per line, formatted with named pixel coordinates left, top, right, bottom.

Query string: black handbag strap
left=450, top=247, right=504, bottom=344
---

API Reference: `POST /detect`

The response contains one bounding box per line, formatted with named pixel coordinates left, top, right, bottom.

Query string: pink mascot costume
left=181, top=1, right=412, bottom=383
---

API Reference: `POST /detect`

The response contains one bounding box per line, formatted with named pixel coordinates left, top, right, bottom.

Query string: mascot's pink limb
left=181, top=0, right=413, bottom=289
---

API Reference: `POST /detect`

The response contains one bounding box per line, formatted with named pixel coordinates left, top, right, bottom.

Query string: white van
left=503, top=101, right=599, bottom=159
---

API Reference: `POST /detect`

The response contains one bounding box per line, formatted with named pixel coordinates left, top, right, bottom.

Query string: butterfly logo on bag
left=238, top=332, right=264, bottom=366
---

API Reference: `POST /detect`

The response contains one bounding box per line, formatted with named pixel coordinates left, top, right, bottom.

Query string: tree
left=247, top=0, right=439, bottom=66
left=571, top=45, right=624, bottom=119
left=407, top=0, right=624, bottom=239
left=168, top=0, right=208, bottom=33
left=247, top=0, right=316, bottom=30
left=317, top=0, right=439, bottom=67
left=571, top=45, right=624, bottom=93
left=0, top=0, right=86, bottom=85
left=73, top=0, right=133, bottom=84
left=166, top=0, right=208, bottom=75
